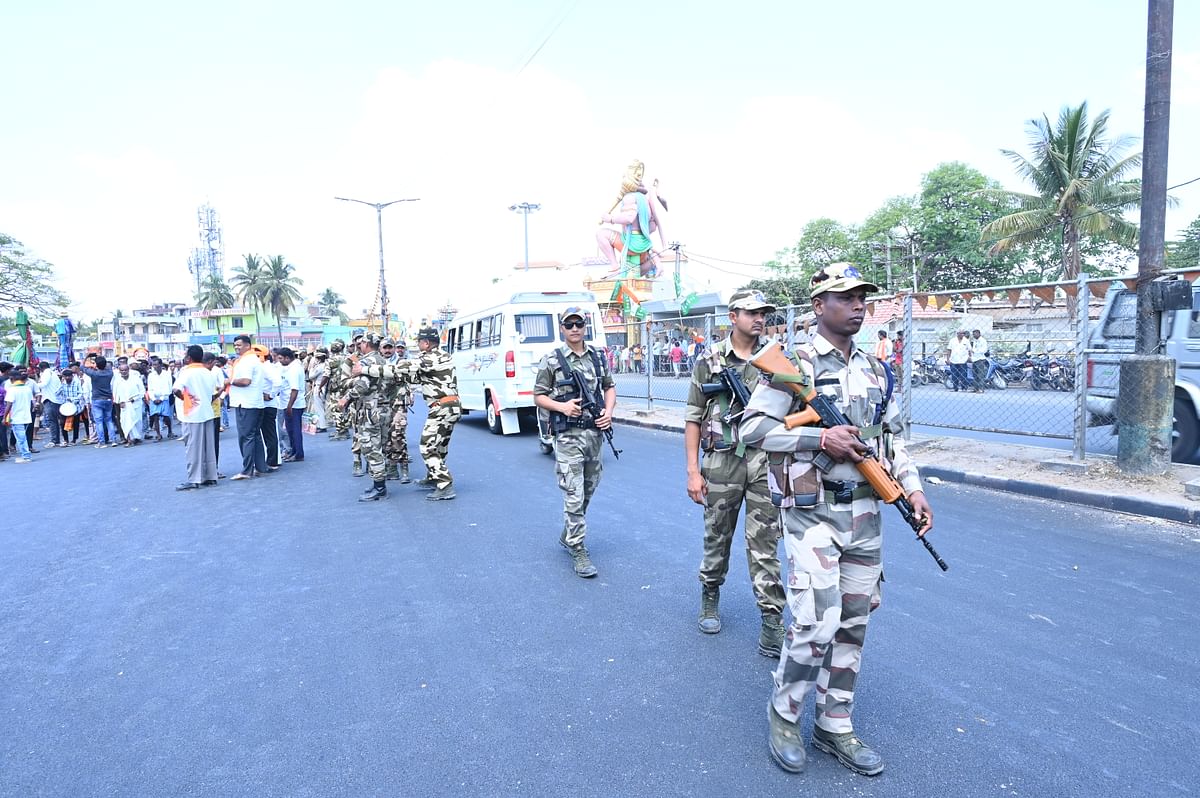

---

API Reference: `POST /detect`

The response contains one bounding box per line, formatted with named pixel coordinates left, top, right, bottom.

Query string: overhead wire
left=514, top=0, right=581, bottom=76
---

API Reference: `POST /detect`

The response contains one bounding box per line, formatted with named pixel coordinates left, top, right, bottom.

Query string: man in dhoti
left=112, top=361, right=145, bottom=446
left=307, top=348, right=328, bottom=432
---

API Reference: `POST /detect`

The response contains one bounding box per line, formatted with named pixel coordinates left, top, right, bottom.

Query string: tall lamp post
left=508, top=202, right=541, bottom=271
left=334, top=196, right=420, bottom=336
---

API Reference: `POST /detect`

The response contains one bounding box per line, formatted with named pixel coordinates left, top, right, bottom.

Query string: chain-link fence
left=606, top=271, right=1200, bottom=462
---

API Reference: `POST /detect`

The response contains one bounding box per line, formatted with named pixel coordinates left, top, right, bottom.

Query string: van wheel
left=486, top=396, right=503, bottom=435
left=1172, top=397, right=1199, bottom=462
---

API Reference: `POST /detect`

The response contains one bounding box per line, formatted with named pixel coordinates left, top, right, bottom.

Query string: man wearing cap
left=354, top=327, right=460, bottom=500
left=383, top=338, right=414, bottom=483
left=323, top=339, right=351, bottom=442
left=533, top=307, right=616, bottom=578
left=684, top=289, right=786, bottom=654
left=740, top=262, right=934, bottom=777
left=341, top=333, right=389, bottom=500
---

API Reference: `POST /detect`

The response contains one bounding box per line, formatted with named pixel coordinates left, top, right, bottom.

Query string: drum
left=59, top=401, right=78, bottom=417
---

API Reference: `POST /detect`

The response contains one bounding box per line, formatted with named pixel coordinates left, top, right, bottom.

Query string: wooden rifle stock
left=749, top=343, right=947, bottom=570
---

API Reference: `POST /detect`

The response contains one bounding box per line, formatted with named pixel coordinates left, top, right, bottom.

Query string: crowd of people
left=0, top=341, right=329, bottom=482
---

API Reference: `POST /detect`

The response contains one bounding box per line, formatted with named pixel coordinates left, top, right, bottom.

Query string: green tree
left=0, top=233, right=69, bottom=315
left=741, top=275, right=811, bottom=308
left=318, top=287, right=348, bottom=323
left=195, top=274, right=236, bottom=352
left=259, top=255, right=305, bottom=345
left=858, top=196, right=920, bottom=292
left=980, top=103, right=1142, bottom=287
left=1167, top=215, right=1200, bottom=270
left=230, top=253, right=266, bottom=332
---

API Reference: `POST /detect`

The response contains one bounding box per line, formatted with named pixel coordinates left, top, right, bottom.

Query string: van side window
left=446, top=327, right=457, bottom=353
left=458, top=323, right=472, bottom=351
left=515, top=313, right=554, bottom=343
left=1101, top=291, right=1137, bottom=339
left=1189, top=290, right=1200, bottom=339
left=475, top=316, right=493, bottom=348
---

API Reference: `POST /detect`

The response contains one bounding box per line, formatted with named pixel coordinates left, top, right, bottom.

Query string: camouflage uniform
left=739, top=332, right=921, bottom=735
left=384, top=367, right=413, bottom=468
left=533, top=344, right=615, bottom=548
left=350, top=347, right=388, bottom=482
left=685, top=336, right=785, bottom=616
left=364, top=342, right=460, bottom=490
left=325, top=341, right=351, bottom=440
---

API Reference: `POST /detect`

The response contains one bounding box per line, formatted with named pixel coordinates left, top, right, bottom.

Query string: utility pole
left=882, top=235, right=894, bottom=293
left=334, top=196, right=420, bottom=337
left=1119, top=0, right=1175, bottom=474
left=509, top=202, right=541, bottom=271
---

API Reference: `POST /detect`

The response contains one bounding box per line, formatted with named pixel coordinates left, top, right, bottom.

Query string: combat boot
left=358, top=481, right=387, bottom=502
left=559, top=539, right=598, bottom=578
left=352, top=458, right=365, bottom=477
left=416, top=476, right=438, bottom=490
left=399, top=463, right=411, bottom=484
left=698, top=586, right=721, bottom=634
left=811, top=727, right=885, bottom=776
left=426, top=486, right=457, bottom=501
left=758, top=611, right=785, bottom=658
left=768, top=703, right=807, bottom=774
left=385, top=464, right=400, bottom=481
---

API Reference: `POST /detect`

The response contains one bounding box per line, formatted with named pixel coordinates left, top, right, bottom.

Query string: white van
left=446, top=290, right=608, bottom=446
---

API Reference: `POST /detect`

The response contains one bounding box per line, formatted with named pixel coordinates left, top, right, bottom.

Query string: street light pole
left=508, top=202, right=541, bottom=271
left=334, top=196, right=420, bottom=336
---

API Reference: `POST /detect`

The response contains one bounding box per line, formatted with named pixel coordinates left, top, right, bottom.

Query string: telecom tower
left=187, top=203, right=225, bottom=299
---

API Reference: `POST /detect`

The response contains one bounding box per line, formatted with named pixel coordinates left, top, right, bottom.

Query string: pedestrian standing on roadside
left=172, top=345, right=220, bottom=491
left=684, top=289, right=786, bottom=656
left=533, top=308, right=616, bottom=578
left=970, top=329, right=989, bottom=392
left=79, top=355, right=117, bottom=448
left=147, top=357, right=176, bottom=441
left=277, top=347, right=306, bottom=463
left=228, top=335, right=269, bottom=480
left=874, top=330, right=891, bottom=362
left=740, top=262, right=934, bottom=777
left=2, top=367, right=35, bottom=463
left=36, top=362, right=65, bottom=449
left=948, top=330, right=972, bottom=392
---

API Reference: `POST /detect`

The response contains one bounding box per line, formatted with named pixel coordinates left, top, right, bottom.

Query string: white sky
left=2, top=0, right=1198, bottom=324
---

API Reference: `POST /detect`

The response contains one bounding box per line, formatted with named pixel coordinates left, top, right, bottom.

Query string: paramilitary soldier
left=383, top=338, right=413, bottom=483
left=355, top=326, right=460, bottom=501
left=323, top=338, right=350, bottom=441
left=341, top=332, right=389, bottom=501
left=739, top=262, right=934, bottom=777
left=533, top=307, right=616, bottom=579
left=684, top=289, right=786, bottom=657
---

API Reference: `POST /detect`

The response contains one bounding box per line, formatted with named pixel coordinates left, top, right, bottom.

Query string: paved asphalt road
left=2, top=411, right=1198, bottom=797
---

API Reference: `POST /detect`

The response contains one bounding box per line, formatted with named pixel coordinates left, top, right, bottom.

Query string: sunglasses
left=562, top=320, right=586, bottom=330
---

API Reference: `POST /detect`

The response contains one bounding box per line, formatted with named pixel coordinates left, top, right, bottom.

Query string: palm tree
left=981, top=103, right=1142, bottom=293
left=195, top=274, right=235, bottom=352
left=318, top=287, right=347, bottom=322
left=230, top=254, right=266, bottom=334
left=259, top=255, right=305, bottom=347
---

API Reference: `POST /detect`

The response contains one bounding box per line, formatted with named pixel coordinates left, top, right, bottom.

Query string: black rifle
left=568, top=369, right=624, bottom=458
left=700, top=366, right=753, bottom=425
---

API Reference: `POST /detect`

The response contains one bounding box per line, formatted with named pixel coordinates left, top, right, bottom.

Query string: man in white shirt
left=260, top=348, right=284, bottom=468
left=277, top=347, right=307, bottom=462
left=112, top=362, right=145, bottom=445
left=172, top=345, right=220, bottom=490
left=970, top=329, right=990, bottom=392
left=146, top=357, right=176, bottom=440
left=36, top=362, right=65, bottom=448
left=947, top=330, right=972, bottom=392
left=228, top=335, right=270, bottom=480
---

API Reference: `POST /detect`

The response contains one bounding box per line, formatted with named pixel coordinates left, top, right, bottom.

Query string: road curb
left=614, top=417, right=1200, bottom=526
left=919, top=465, right=1200, bottom=526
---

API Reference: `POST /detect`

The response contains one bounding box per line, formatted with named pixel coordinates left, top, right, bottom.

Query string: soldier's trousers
left=699, top=448, right=785, bottom=615
left=772, top=497, right=882, bottom=735
left=420, top=404, right=460, bottom=489
left=385, top=405, right=410, bottom=464
left=554, top=428, right=603, bottom=548
left=354, top=405, right=386, bottom=480
left=334, top=394, right=354, bottom=438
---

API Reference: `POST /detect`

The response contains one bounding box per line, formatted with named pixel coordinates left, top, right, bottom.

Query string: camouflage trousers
left=420, top=404, right=460, bottom=489
left=384, top=404, right=410, bottom=465
left=332, top=392, right=353, bottom=438
left=698, top=448, right=785, bottom=615
left=554, top=427, right=603, bottom=548
left=771, top=496, right=882, bottom=734
left=353, top=403, right=387, bottom=481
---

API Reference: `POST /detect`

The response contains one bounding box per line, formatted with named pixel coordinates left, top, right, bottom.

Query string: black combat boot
left=698, top=586, right=721, bottom=634
left=812, top=727, right=885, bottom=776
left=358, top=481, right=387, bottom=502
left=768, top=703, right=807, bottom=774
left=758, top=611, right=785, bottom=658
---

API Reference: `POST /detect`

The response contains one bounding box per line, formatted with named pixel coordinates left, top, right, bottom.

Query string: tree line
left=744, top=102, right=1198, bottom=307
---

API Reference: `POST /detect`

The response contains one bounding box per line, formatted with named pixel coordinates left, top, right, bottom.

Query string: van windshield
left=1101, top=291, right=1137, bottom=339
left=516, top=313, right=554, bottom=343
